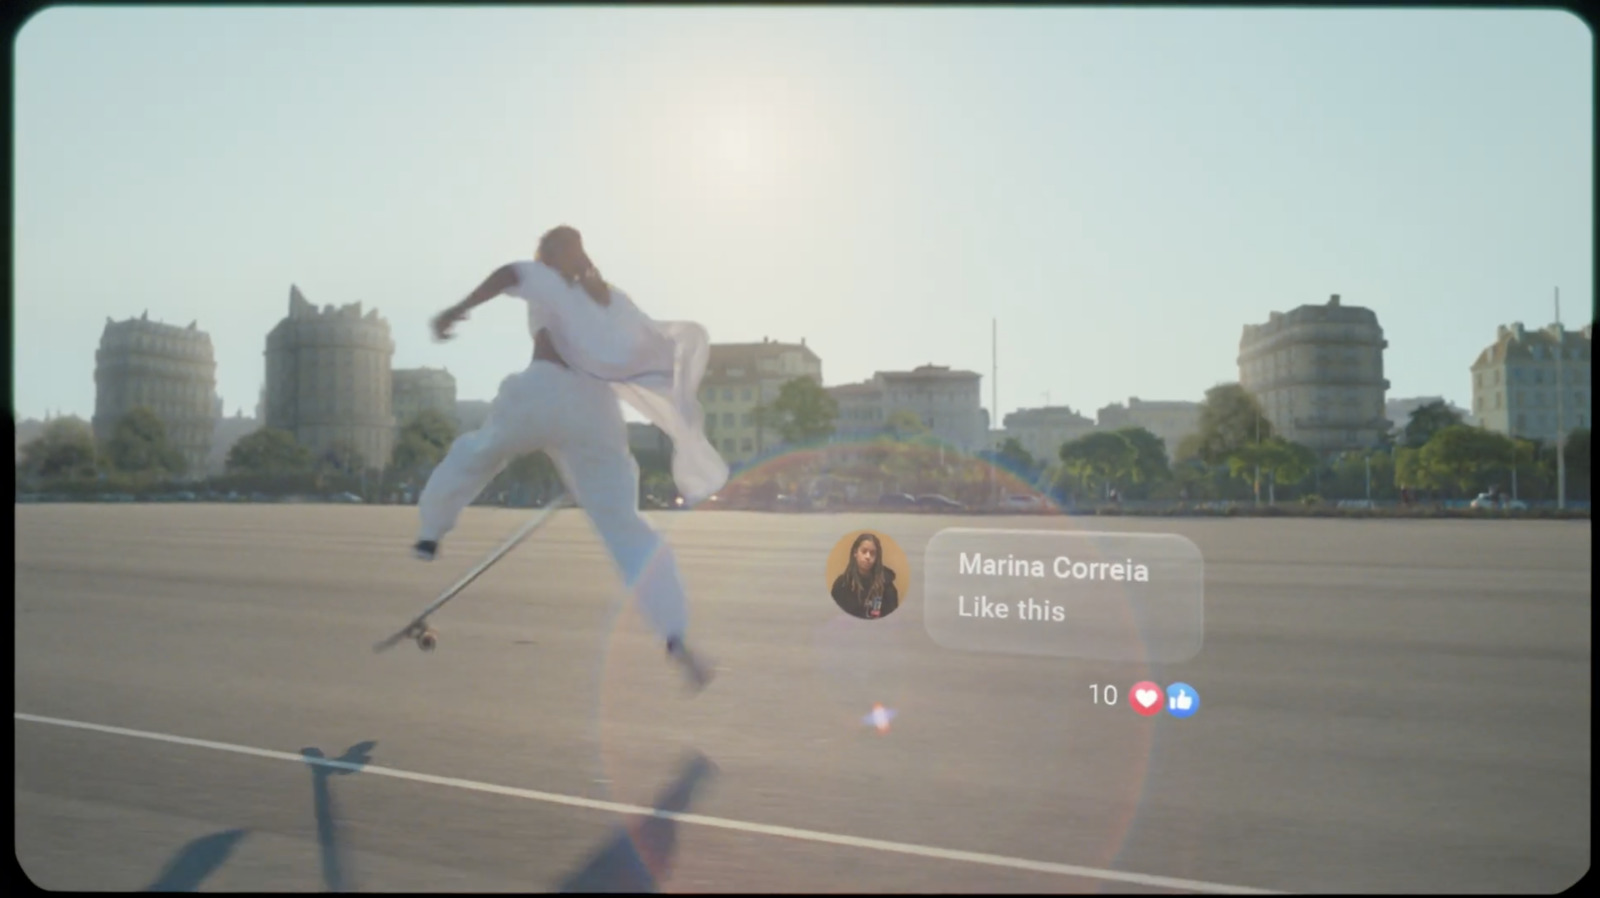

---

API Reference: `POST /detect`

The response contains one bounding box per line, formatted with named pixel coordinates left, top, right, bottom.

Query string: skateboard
left=373, top=493, right=570, bottom=654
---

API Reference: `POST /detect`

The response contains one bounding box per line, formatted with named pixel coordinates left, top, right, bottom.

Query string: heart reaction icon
left=1130, top=681, right=1163, bottom=717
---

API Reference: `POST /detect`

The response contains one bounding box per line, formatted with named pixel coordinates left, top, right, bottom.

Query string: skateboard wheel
left=417, top=630, right=437, bottom=651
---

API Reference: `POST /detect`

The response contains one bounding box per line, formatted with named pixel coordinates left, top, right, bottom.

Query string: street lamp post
left=1555, top=287, right=1567, bottom=510
left=1511, top=448, right=1519, bottom=503
left=1254, top=412, right=1261, bottom=506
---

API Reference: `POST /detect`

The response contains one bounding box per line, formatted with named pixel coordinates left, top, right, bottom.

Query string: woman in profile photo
left=832, top=532, right=899, bottom=620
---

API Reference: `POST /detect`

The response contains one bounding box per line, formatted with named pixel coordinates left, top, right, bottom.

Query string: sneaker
left=412, top=540, right=438, bottom=561
left=666, top=637, right=714, bottom=692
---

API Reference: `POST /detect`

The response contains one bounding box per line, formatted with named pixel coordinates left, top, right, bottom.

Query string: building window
left=722, top=389, right=733, bottom=401
left=722, top=438, right=735, bottom=452
left=742, top=413, right=753, bottom=426
left=742, top=389, right=752, bottom=401
left=741, top=438, right=753, bottom=453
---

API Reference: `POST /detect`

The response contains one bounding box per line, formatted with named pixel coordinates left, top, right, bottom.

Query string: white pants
left=416, top=361, right=689, bottom=643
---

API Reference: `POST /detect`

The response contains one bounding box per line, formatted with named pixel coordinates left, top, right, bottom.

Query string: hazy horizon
left=13, top=7, right=1593, bottom=424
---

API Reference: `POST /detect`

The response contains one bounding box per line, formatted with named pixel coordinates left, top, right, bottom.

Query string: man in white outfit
left=415, top=225, right=727, bottom=690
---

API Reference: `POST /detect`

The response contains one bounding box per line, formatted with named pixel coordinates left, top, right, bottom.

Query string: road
left=14, top=505, right=1591, bottom=892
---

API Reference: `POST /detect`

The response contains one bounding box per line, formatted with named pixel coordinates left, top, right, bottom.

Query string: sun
left=715, top=126, right=755, bottom=169
left=693, top=108, right=783, bottom=188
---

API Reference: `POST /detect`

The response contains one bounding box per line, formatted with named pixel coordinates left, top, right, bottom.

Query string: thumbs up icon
left=1165, top=683, right=1199, bottom=718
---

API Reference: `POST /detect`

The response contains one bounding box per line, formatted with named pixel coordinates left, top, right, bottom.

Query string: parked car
left=1000, top=494, right=1046, bottom=510
left=877, top=492, right=918, bottom=508
left=1470, top=492, right=1527, bottom=510
left=916, top=494, right=964, bottom=510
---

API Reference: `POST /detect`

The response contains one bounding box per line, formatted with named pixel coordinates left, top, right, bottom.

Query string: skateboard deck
left=374, top=494, right=570, bottom=653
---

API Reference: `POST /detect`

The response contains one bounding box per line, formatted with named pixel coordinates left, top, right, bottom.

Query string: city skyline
left=22, top=289, right=1587, bottom=430
left=14, top=7, right=1591, bottom=423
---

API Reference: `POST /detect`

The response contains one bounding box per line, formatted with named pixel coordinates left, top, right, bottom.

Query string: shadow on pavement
left=143, top=828, right=250, bottom=891
left=557, top=751, right=719, bottom=893
left=301, top=740, right=377, bottom=892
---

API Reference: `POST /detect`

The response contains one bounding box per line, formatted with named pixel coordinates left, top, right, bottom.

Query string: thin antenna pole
left=991, top=318, right=998, bottom=504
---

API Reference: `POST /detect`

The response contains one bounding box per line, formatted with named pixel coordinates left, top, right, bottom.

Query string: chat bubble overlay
left=922, top=528, right=1204, bottom=663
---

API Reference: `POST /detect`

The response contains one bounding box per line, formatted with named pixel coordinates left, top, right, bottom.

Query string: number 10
left=1092, top=684, right=1119, bottom=705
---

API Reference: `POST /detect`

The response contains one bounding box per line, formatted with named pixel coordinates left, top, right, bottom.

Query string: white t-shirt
left=506, top=261, right=668, bottom=379
left=503, top=260, right=728, bottom=503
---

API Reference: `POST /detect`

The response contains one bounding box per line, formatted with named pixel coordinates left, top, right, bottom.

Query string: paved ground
left=14, top=505, right=1591, bottom=893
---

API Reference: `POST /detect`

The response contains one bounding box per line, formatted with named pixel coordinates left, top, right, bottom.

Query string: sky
left=12, top=6, right=1593, bottom=425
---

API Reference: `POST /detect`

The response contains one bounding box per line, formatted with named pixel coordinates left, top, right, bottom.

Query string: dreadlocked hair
left=845, top=533, right=887, bottom=608
left=537, top=225, right=610, bottom=305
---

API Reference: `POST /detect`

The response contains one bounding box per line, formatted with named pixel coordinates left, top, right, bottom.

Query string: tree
left=226, top=427, right=315, bottom=476
left=632, top=431, right=672, bottom=481
left=1562, top=428, right=1591, bottom=499
left=993, top=438, right=1041, bottom=479
left=485, top=450, right=559, bottom=505
left=1324, top=449, right=1393, bottom=501
left=882, top=409, right=927, bottom=441
left=1171, top=432, right=1206, bottom=464
left=1169, top=456, right=1216, bottom=501
left=1419, top=425, right=1512, bottom=495
left=1225, top=442, right=1276, bottom=502
left=1506, top=437, right=1543, bottom=498
left=20, top=418, right=99, bottom=480
left=879, top=440, right=925, bottom=492
left=1194, top=384, right=1272, bottom=465
left=318, top=439, right=366, bottom=477
left=392, top=409, right=459, bottom=481
left=1403, top=401, right=1465, bottom=449
left=1362, top=448, right=1397, bottom=501
left=105, top=407, right=186, bottom=476
left=1564, top=427, right=1590, bottom=477
left=752, top=377, right=838, bottom=446
left=1059, top=431, right=1136, bottom=498
left=1113, top=427, right=1171, bottom=489
left=1394, top=446, right=1441, bottom=494
left=1261, top=438, right=1318, bottom=502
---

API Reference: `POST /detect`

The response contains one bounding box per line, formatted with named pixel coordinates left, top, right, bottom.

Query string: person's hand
left=432, top=305, right=467, bottom=342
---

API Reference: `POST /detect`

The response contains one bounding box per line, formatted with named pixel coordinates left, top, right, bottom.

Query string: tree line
left=17, top=382, right=1591, bottom=506
left=995, top=386, right=1590, bottom=505
left=14, top=407, right=570, bottom=502
left=720, top=378, right=1592, bottom=505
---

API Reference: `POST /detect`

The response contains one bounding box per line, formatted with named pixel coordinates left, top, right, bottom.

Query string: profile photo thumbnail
left=826, top=530, right=910, bottom=620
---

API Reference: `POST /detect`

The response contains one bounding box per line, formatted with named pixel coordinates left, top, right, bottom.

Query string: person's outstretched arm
left=432, top=265, right=521, bottom=341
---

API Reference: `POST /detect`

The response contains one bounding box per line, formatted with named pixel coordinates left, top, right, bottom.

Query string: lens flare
left=594, top=434, right=1164, bottom=879
left=709, top=432, right=1063, bottom=513
left=864, top=703, right=895, bottom=734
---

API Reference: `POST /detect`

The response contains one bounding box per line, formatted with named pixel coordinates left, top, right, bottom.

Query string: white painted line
left=16, top=711, right=1278, bottom=894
